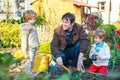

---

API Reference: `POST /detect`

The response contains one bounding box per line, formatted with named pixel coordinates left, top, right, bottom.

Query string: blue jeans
left=59, top=42, right=80, bottom=67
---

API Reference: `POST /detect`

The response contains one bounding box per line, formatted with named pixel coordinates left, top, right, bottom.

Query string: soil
left=40, top=59, right=120, bottom=80
left=10, top=60, right=120, bottom=80
left=2, top=48, right=120, bottom=80
left=47, top=65, right=120, bottom=80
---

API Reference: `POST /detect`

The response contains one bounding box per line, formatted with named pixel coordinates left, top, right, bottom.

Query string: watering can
left=33, top=53, right=52, bottom=72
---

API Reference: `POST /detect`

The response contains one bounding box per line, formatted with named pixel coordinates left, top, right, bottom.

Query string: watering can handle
left=52, top=56, right=56, bottom=62
left=47, top=54, right=52, bottom=63
left=51, top=56, right=71, bottom=72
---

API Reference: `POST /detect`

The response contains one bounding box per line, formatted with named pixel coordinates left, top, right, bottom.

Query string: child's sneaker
left=28, top=72, right=39, bottom=77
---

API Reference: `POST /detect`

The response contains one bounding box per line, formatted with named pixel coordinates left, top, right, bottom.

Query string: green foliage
left=98, top=24, right=120, bottom=71
left=57, top=74, right=69, bottom=80
left=1, top=16, right=44, bottom=26
left=0, top=16, right=44, bottom=48
left=35, top=16, right=44, bottom=27
left=98, top=24, right=116, bottom=37
left=0, top=22, right=21, bottom=48
left=1, top=18, right=23, bottom=24
left=0, top=52, right=21, bottom=80
left=0, top=52, right=20, bottom=67
left=113, top=22, right=120, bottom=29
left=97, top=24, right=120, bottom=45
left=0, top=66, right=11, bottom=80
left=109, top=56, right=116, bottom=71
left=38, top=43, right=50, bottom=53
left=95, top=18, right=103, bottom=27
left=14, top=72, right=34, bottom=80
left=37, top=71, right=50, bottom=80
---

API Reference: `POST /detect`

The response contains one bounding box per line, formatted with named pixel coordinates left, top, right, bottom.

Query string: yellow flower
left=13, top=50, right=27, bottom=59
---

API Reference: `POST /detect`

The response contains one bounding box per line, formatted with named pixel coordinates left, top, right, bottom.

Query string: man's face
left=62, top=19, right=74, bottom=31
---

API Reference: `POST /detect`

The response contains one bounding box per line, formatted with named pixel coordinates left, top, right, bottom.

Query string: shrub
left=97, top=24, right=117, bottom=44
left=0, top=22, right=21, bottom=48
left=38, top=43, right=50, bottom=53
left=0, top=16, right=44, bottom=48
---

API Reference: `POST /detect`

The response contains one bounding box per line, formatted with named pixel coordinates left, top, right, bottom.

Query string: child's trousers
left=25, top=47, right=37, bottom=74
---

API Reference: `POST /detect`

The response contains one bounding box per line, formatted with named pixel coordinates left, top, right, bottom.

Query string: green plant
left=38, top=43, right=50, bottom=53
left=98, top=24, right=116, bottom=43
left=95, top=17, right=103, bottom=27
left=97, top=24, right=120, bottom=71
left=0, top=22, right=21, bottom=48
left=0, top=52, right=20, bottom=67
left=13, top=72, right=34, bottom=80
left=35, top=16, right=44, bottom=27
left=1, top=18, right=23, bottom=24
left=98, top=24, right=116, bottom=34
left=113, top=22, right=120, bottom=29
left=0, top=52, right=21, bottom=80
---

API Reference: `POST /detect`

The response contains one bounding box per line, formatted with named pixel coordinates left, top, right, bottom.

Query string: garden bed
left=1, top=48, right=120, bottom=80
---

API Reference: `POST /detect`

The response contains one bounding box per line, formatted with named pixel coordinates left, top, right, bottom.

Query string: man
left=50, top=12, right=90, bottom=71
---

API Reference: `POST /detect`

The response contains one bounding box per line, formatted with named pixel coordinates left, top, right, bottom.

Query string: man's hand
left=77, top=53, right=84, bottom=72
left=56, top=57, right=63, bottom=65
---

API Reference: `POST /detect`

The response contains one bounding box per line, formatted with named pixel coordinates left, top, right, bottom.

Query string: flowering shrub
left=0, top=22, right=21, bottom=48
left=117, top=44, right=120, bottom=50
left=85, top=14, right=103, bottom=30
left=115, top=29, right=120, bottom=50
left=115, top=29, right=120, bottom=35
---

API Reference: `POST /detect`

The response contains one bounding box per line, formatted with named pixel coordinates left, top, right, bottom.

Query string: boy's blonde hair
left=23, top=10, right=37, bottom=22
left=94, top=30, right=106, bottom=39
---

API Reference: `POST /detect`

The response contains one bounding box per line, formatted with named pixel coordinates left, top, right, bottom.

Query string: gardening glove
left=56, top=57, right=63, bottom=65
left=77, top=53, right=84, bottom=72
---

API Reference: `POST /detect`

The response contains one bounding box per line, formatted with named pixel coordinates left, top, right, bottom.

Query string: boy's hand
left=96, top=55, right=101, bottom=60
left=56, top=57, right=63, bottom=65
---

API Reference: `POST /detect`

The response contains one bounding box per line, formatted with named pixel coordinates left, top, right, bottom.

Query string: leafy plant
left=97, top=24, right=117, bottom=45
left=38, top=43, right=50, bottom=53
left=13, top=72, right=34, bottom=80
left=0, top=22, right=21, bottom=48
left=0, top=52, right=20, bottom=67
left=1, top=18, right=23, bottom=24
left=35, top=16, right=44, bottom=27
left=113, top=22, right=120, bottom=29
left=0, top=52, right=21, bottom=80
left=85, top=14, right=103, bottom=30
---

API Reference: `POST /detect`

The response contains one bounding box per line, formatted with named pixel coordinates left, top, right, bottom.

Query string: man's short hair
left=62, top=12, right=75, bottom=23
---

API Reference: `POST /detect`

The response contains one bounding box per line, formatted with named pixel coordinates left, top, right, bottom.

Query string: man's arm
left=79, top=26, right=90, bottom=53
left=77, top=25, right=90, bottom=71
left=50, top=30, right=60, bottom=58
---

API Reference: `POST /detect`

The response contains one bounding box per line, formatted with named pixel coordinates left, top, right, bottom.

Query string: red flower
left=118, top=44, right=120, bottom=50
left=115, top=29, right=120, bottom=35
